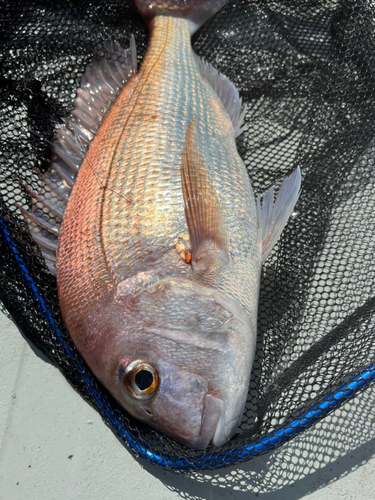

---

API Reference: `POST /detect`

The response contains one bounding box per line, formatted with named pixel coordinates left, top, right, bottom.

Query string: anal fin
left=257, top=167, right=301, bottom=262
left=181, top=119, right=229, bottom=277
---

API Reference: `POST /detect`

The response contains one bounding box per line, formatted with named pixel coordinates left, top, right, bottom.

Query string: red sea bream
left=19, top=0, right=301, bottom=449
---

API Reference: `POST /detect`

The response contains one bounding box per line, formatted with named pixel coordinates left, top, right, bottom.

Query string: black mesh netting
left=1, top=0, right=375, bottom=471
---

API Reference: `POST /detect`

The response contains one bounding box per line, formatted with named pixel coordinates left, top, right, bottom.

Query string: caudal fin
left=133, top=0, right=229, bottom=33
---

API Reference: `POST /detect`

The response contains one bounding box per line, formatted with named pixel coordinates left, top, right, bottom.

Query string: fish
left=18, top=0, right=301, bottom=450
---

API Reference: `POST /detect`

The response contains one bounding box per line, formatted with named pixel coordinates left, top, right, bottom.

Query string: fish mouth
left=192, top=395, right=226, bottom=450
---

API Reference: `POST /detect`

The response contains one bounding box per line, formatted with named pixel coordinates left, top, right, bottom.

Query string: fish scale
left=95, top=17, right=259, bottom=313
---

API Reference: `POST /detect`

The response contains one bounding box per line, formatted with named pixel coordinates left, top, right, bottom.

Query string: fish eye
left=122, top=360, right=159, bottom=400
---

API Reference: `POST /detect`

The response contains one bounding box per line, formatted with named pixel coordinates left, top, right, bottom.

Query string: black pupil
left=134, top=369, right=153, bottom=391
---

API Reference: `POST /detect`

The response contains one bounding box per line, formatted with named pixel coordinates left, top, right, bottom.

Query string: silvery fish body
left=20, top=0, right=300, bottom=449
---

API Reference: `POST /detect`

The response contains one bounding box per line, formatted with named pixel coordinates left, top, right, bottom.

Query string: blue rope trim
left=1, top=213, right=374, bottom=471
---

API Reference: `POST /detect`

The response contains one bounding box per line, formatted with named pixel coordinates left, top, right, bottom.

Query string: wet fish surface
left=20, top=0, right=301, bottom=449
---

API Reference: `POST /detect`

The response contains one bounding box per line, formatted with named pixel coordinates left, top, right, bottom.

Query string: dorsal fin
left=194, top=53, right=246, bottom=137
left=181, top=119, right=229, bottom=278
left=17, top=37, right=138, bottom=275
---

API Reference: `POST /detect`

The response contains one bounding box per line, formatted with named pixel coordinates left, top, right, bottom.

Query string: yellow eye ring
left=122, top=360, right=159, bottom=400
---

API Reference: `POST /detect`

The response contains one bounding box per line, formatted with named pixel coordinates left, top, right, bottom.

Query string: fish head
left=79, top=277, right=255, bottom=450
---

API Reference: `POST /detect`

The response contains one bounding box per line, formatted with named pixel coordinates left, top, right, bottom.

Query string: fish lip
left=192, top=395, right=226, bottom=450
left=211, top=412, right=239, bottom=448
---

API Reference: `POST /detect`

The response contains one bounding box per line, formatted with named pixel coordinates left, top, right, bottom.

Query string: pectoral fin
left=257, top=167, right=301, bottom=262
left=181, top=119, right=229, bottom=272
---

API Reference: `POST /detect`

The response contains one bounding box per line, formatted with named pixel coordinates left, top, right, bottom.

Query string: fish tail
left=133, top=0, right=228, bottom=33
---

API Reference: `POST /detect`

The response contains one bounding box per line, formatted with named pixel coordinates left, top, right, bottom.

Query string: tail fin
left=133, top=0, right=229, bottom=33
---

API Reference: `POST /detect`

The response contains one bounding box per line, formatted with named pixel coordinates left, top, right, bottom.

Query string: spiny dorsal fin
left=194, top=53, right=246, bottom=137
left=257, top=167, right=301, bottom=263
left=181, top=119, right=229, bottom=276
left=18, top=37, right=138, bottom=275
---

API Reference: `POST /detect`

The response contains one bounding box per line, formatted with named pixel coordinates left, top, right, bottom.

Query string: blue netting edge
left=1, top=212, right=374, bottom=471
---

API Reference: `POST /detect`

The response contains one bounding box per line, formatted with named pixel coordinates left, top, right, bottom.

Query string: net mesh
left=1, top=0, right=375, bottom=471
